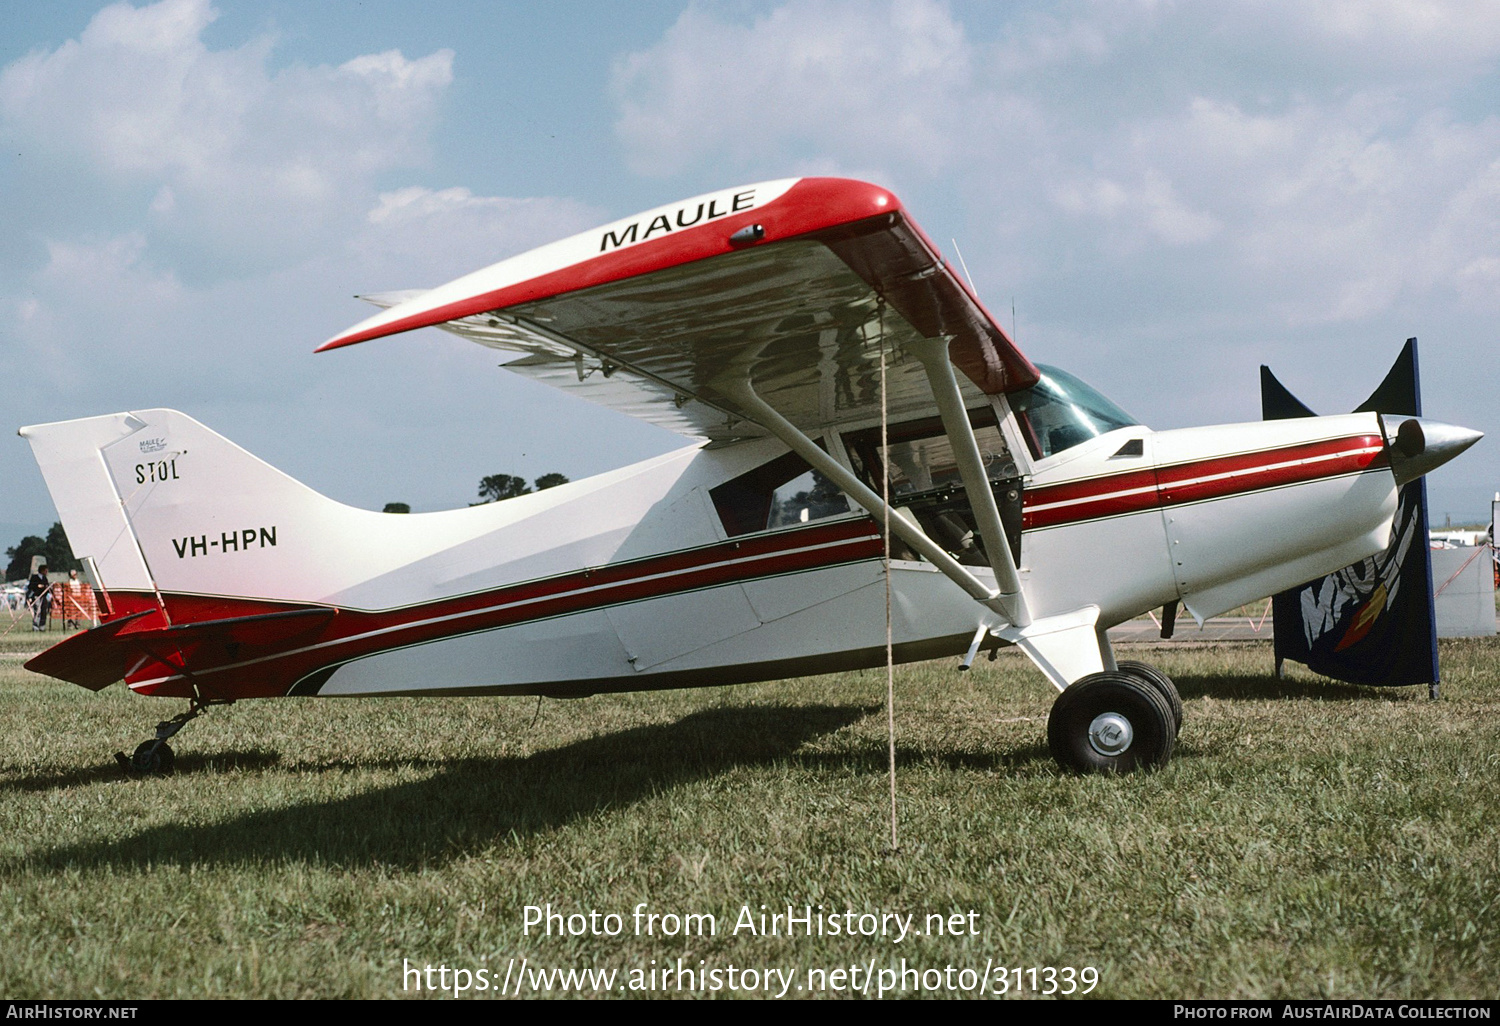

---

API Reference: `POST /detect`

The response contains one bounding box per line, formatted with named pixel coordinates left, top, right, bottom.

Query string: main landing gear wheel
left=1115, top=659, right=1183, bottom=735
left=1048, top=671, right=1176, bottom=774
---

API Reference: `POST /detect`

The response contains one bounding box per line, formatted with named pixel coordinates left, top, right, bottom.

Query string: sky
left=3, top=0, right=1497, bottom=556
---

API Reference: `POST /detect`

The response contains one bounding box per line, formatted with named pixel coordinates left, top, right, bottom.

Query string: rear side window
left=711, top=450, right=851, bottom=537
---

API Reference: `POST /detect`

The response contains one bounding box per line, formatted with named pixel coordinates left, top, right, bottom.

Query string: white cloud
left=608, top=0, right=1499, bottom=508
left=0, top=0, right=601, bottom=397
left=0, top=2, right=646, bottom=521
left=9, top=185, right=608, bottom=394
left=4, top=2, right=1497, bottom=525
left=612, top=0, right=975, bottom=179
left=1455, top=255, right=1500, bottom=307
left=2, top=181, right=623, bottom=517
left=0, top=0, right=454, bottom=260
left=1053, top=170, right=1221, bottom=248
left=352, top=186, right=604, bottom=288
left=11, top=233, right=184, bottom=390
left=1085, top=96, right=1500, bottom=323
left=1262, top=0, right=1500, bottom=68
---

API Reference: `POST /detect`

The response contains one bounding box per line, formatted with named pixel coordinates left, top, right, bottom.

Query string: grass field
left=2, top=630, right=1497, bottom=1000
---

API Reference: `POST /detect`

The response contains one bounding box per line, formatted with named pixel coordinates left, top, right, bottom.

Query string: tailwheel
left=1115, top=659, right=1183, bottom=735
left=1048, top=671, right=1176, bottom=774
left=115, top=697, right=231, bottom=776
left=126, top=740, right=175, bottom=776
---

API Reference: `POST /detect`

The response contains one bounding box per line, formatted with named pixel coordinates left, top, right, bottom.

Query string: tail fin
left=19, top=409, right=431, bottom=607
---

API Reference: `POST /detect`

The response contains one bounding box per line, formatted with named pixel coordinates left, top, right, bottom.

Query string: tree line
left=385, top=471, right=571, bottom=512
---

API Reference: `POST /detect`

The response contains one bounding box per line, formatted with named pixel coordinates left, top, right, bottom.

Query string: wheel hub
left=1087, top=712, right=1133, bottom=756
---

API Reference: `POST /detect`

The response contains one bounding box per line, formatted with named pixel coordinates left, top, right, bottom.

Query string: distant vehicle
left=17, top=177, right=1483, bottom=777
left=1430, top=530, right=1487, bottom=548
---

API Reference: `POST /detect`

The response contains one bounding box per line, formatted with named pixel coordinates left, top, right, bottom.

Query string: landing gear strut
left=116, top=698, right=232, bottom=776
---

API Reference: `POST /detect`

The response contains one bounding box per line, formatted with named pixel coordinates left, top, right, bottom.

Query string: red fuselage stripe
left=1023, top=434, right=1386, bottom=530
left=121, top=519, right=885, bottom=695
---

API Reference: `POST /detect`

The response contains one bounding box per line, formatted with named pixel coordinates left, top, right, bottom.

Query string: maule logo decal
left=138, top=437, right=167, bottom=453
left=599, top=189, right=757, bottom=253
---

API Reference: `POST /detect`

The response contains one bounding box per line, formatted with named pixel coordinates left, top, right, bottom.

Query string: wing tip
left=316, top=321, right=404, bottom=353
left=314, top=334, right=359, bottom=353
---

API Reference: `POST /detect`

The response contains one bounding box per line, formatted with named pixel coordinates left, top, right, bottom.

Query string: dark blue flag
left=1261, top=338, right=1440, bottom=687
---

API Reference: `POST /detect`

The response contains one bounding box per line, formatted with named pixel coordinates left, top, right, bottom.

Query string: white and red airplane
left=19, top=177, right=1480, bottom=776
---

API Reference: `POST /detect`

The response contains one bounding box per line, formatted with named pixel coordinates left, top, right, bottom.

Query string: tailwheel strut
left=116, top=697, right=234, bottom=777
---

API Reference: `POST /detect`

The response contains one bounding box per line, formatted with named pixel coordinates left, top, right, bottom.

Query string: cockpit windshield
left=1010, top=365, right=1139, bottom=459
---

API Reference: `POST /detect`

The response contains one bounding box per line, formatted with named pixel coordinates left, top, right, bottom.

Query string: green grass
left=2, top=631, right=1497, bottom=999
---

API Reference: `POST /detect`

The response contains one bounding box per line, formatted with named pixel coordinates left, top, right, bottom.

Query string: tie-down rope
left=878, top=300, right=898, bottom=853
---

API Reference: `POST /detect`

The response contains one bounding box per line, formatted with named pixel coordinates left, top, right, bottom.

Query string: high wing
left=320, top=178, right=1038, bottom=440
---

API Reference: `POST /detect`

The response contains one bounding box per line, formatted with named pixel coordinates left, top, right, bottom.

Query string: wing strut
left=717, top=376, right=1016, bottom=622
left=907, top=337, right=1031, bottom=627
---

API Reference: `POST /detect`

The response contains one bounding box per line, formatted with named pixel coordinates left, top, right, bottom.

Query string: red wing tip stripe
left=316, top=330, right=384, bottom=353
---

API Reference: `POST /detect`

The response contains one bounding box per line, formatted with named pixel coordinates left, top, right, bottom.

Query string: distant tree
left=45, top=522, right=81, bottom=573
left=5, top=535, right=46, bottom=582
left=472, top=472, right=570, bottom=505
left=5, top=522, right=81, bottom=581
left=382, top=502, right=411, bottom=514
left=475, top=473, right=532, bottom=504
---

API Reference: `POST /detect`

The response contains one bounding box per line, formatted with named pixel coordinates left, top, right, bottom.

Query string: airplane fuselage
left=45, top=402, right=1396, bottom=701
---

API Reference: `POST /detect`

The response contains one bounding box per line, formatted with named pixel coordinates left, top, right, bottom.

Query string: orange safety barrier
left=53, top=580, right=99, bottom=629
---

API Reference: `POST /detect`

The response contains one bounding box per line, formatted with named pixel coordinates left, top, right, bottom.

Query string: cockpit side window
left=710, top=449, right=851, bottom=538
left=841, top=407, right=1015, bottom=499
left=1010, top=365, right=1139, bottom=460
left=840, top=407, right=1022, bottom=567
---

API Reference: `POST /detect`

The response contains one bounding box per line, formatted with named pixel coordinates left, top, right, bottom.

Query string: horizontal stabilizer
left=24, top=611, right=155, bottom=690
left=25, top=607, right=336, bottom=691
left=124, top=606, right=337, bottom=644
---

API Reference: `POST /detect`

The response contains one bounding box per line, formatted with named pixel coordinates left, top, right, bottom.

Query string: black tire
left=1048, top=671, right=1175, bottom=774
left=1115, top=659, right=1183, bottom=735
left=130, top=740, right=175, bottom=776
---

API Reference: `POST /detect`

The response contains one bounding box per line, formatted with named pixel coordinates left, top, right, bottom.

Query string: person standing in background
left=25, top=562, right=51, bottom=631
left=63, top=569, right=86, bottom=629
